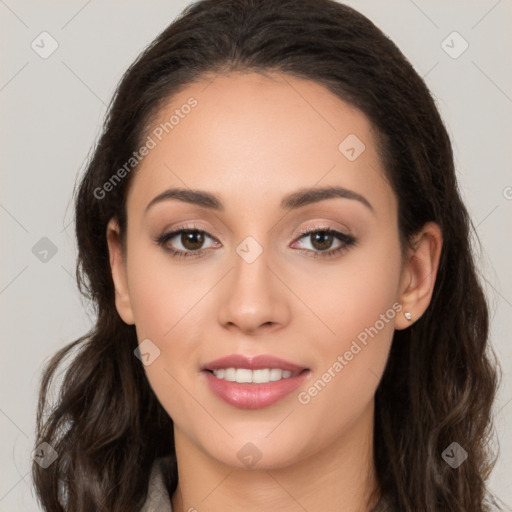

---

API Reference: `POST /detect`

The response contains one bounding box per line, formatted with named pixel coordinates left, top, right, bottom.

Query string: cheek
left=126, top=240, right=204, bottom=338
left=125, top=244, right=209, bottom=421
left=290, top=228, right=402, bottom=350
left=293, top=237, right=402, bottom=435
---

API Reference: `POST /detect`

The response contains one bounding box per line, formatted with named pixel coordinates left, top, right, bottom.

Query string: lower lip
left=203, top=370, right=309, bottom=409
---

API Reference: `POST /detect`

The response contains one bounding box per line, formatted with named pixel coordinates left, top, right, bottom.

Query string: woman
left=32, top=0, right=503, bottom=510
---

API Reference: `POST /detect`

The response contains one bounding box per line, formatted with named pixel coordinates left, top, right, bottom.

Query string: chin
left=196, top=429, right=315, bottom=471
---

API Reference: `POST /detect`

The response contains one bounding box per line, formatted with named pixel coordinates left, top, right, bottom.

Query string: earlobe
left=106, top=218, right=135, bottom=325
left=395, top=222, right=443, bottom=330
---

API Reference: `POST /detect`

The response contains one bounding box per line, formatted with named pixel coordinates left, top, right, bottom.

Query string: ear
left=106, top=218, right=135, bottom=325
left=395, top=221, right=443, bottom=330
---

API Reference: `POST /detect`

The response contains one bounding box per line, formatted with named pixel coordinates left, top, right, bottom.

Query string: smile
left=202, top=354, right=310, bottom=409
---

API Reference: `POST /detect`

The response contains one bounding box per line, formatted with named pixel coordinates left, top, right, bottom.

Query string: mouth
left=201, top=354, right=310, bottom=409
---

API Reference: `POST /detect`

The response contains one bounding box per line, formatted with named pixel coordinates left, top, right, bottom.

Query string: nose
left=216, top=245, right=291, bottom=336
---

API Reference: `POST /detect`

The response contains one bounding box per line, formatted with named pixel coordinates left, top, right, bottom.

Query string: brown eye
left=156, top=227, right=218, bottom=259
left=309, top=231, right=335, bottom=251
left=180, top=230, right=205, bottom=250
left=292, top=227, right=356, bottom=258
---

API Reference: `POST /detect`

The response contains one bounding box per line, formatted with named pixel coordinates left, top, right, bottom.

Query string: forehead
left=127, top=71, right=395, bottom=218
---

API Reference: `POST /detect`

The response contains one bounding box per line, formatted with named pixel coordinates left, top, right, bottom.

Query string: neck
left=171, top=402, right=380, bottom=512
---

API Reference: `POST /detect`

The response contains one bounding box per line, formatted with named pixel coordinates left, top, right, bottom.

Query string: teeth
left=224, top=368, right=236, bottom=381
left=212, top=368, right=297, bottom=384
left=236, top=368, right=252, bottom=383
left=253, top=369, right=270, bottom=383
left=269, top=368, right=281, bottom=381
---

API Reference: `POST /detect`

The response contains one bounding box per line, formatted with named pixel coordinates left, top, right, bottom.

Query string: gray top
left=140, top=460, right=173, bottom=512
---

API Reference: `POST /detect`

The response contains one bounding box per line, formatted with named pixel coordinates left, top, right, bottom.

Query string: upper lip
left=202, top=354, right=308, bottom=373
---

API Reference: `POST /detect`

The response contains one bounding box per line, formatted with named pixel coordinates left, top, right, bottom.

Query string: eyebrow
left=144, top=185, right=373, bottom=214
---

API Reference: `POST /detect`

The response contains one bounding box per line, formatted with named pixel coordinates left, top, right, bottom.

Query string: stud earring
left=404, top=312, right=412, bottom=321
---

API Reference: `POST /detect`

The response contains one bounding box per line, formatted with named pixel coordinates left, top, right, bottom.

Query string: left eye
left=293, top=229, right=348, bottom=252
left=291, top=228, right=356, bottom=258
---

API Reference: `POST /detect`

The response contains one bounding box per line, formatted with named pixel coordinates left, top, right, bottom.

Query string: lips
left=201, top=354, right=310, bottom=409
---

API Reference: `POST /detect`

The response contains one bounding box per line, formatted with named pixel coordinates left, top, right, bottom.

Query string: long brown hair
left=33, top=0, right=501, bottom=510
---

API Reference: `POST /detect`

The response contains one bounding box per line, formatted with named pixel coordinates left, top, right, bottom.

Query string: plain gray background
left=1, top=0, right=511, bottom=510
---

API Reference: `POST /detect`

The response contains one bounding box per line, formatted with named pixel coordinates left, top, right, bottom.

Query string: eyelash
left=155, top=224, right=356, bottom=260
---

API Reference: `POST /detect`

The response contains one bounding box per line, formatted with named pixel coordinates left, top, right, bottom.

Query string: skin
left=107, top=72, right=442, bottom=512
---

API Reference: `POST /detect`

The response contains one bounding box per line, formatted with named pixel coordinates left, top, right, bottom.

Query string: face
left=107, top=72, right=440, bottom=470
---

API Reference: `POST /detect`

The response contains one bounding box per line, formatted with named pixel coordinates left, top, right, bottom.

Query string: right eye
left=156, top=227, right=220, bottom=259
